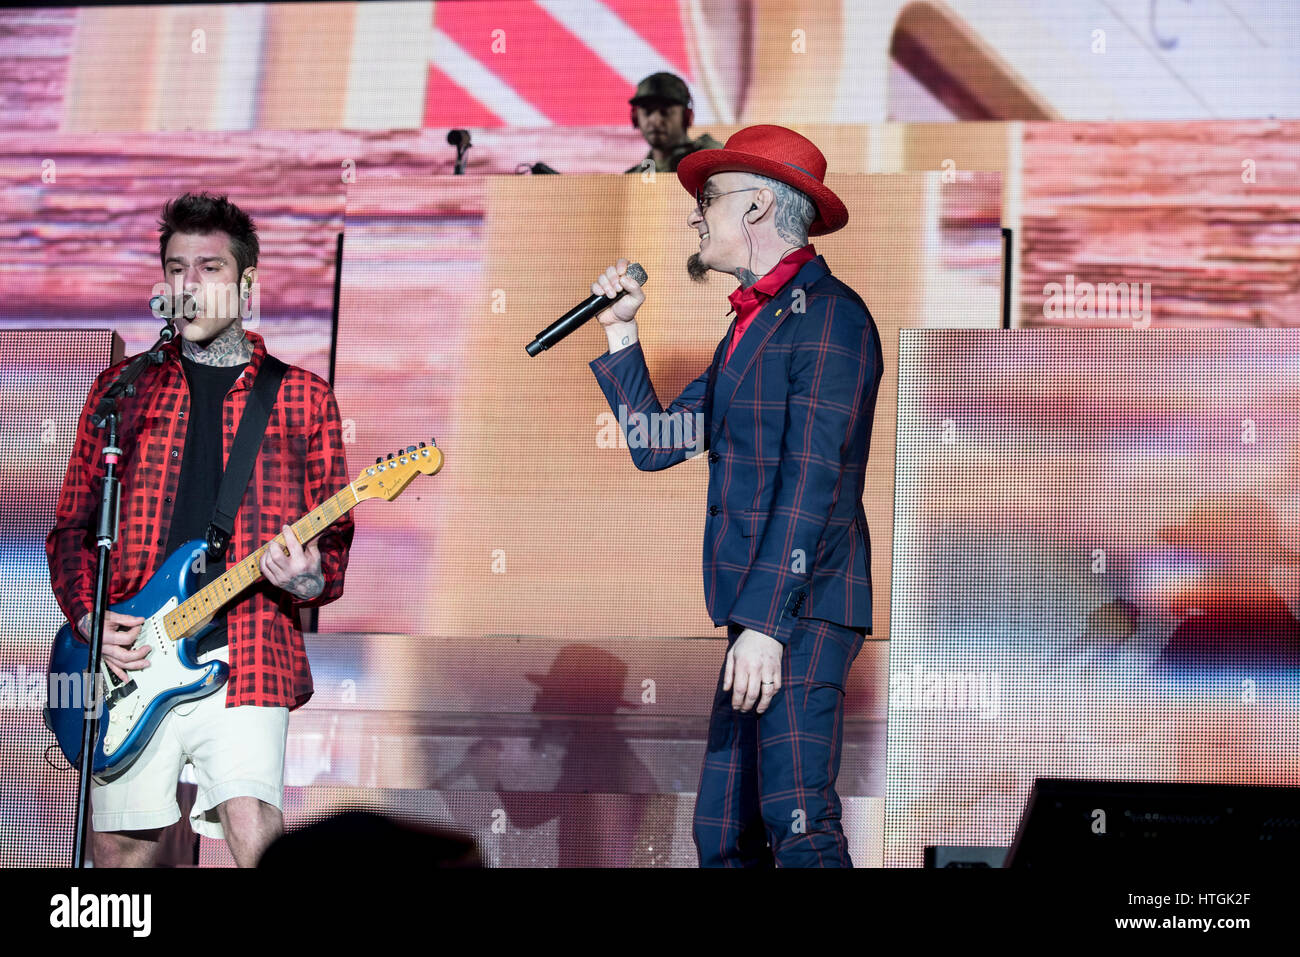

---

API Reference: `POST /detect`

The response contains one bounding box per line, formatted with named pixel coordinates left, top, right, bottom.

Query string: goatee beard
left=685, top=252, right=709, bottom=283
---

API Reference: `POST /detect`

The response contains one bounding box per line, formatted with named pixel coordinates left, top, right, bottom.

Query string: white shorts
left=91, top=646, right=290, bottom=840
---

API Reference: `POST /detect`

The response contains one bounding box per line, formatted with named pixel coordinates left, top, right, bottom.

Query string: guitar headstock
left=350, top=439, right=443, bottom=502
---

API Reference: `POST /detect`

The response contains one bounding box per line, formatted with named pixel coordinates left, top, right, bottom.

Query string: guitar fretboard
left=162, top=486, right=359, bottom=640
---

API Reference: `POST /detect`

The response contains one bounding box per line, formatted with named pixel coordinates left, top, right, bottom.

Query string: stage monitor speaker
left=1006, top=777, right=1300, bottom=868
left=924, top=845, right=1007, bottom=868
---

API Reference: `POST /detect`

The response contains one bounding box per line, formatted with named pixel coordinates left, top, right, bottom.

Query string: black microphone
left=447, top=129, right=472, bottom=175
left=525, top=263, right=648, bottom=357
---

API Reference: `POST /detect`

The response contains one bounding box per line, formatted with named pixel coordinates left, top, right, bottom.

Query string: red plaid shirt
left=46, top=330, right=353, bottom=710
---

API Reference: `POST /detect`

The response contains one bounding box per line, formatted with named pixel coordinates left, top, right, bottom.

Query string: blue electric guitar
left=46, top=441, right=443, bottom=780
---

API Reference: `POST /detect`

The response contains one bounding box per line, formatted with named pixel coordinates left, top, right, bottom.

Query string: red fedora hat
left=676, top=124, right=848, bottom=236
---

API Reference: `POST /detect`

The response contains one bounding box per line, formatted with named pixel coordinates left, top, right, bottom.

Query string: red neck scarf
left=724, top=244, right=817, bottom=364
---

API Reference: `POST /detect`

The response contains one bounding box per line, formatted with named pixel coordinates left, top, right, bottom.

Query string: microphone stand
left=71, top=317, right=176, bottom=868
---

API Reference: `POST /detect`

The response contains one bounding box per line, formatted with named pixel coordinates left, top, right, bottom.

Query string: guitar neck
left=163, top=485, right=359, bottom=640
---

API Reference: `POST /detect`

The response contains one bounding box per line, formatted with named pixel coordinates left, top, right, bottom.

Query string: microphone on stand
left=447, top=129, right=472, bottom=175
left=525, top=263, right=648, bottom=357
left=147, top=291, right=196, bottom=360
left=149, top=290, right=197, bottom=322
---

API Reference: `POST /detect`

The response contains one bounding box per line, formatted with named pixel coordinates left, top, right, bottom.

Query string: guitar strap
left=205, top=354, right=288, bottom=563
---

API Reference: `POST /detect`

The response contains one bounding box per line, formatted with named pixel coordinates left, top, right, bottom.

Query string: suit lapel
left=709, top=257, right=829, bottom=443
left=703, top=321, right=732, bottom=443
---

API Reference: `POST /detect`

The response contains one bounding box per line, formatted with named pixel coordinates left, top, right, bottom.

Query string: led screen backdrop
left=1017, top=121, right=1300, bottom=332
left=886, top=329, right=1300, bottom=866
left=3, top=1, right=1298, bottom=134
left=0, top=331, right=120, bottom=868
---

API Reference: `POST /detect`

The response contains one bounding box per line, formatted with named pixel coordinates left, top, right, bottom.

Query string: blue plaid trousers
left=692, top=617, right=865, bottom=867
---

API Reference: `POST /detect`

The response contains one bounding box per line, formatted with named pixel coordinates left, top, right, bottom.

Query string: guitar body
left=46, top=437, right=443, bottom=782
left=45, top=539, right=228, bottom=781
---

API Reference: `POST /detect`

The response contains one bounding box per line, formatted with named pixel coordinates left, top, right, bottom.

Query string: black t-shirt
left=164, top=354, right=248, bottom=651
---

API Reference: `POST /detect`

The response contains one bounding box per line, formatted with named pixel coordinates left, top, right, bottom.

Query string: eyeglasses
left=694, top=186, right=759, bottom=218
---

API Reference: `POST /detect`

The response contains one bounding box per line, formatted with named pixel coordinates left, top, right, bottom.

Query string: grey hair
left=744, top=172, right=816, bottom=243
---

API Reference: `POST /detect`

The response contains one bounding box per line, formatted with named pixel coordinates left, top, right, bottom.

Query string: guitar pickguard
left=100, top=596, right=222, bottom=760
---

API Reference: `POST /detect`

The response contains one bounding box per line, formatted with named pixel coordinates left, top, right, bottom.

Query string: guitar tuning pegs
left=388, top=451, right=395, bottom=459
left=429, top=437, right=438, bottom=447
left=375, top=456, right=382, bottom=465
left=406, top=445, right=416, bottom=453
left=418, top=441, right=426, bottom=448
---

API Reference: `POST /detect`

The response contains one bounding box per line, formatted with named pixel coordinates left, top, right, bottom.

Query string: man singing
left=46, top=193, right=353, bottom=866
left=589, top=125, right=882, bottom=867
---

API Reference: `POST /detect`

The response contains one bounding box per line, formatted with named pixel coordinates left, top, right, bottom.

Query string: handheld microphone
left=525, top=263, right=648, bottom=357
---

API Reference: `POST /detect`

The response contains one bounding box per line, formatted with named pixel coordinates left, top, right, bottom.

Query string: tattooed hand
left=260, top=524, right=324, bottom=601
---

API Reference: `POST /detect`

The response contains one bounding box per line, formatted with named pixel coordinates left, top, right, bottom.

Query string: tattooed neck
left=734, top=268, right=759, bottom=288
left=183, top=322, right=252, bottom=367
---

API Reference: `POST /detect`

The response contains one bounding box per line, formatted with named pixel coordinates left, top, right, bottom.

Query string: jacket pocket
left=738, top=508, right=765, bottom=538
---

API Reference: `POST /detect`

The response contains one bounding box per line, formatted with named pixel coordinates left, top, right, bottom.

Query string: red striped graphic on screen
left=427, top=0, right=696, bottom=127
left=425, top=64, right=504, bottom=129
left=603, top=0, right=691, bottom=76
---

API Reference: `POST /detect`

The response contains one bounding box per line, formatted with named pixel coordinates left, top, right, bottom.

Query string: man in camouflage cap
left=625, top=71, right=723, bottom=174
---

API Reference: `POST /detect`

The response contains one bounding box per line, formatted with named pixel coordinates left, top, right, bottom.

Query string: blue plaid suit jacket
left=590, top=255, right=883, bottom=644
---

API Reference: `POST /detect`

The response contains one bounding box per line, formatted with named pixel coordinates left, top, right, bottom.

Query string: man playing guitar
left=46, top=192, right=354, bottom=867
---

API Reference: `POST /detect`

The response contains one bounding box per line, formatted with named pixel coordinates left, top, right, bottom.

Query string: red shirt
left=724, top=244, right=818, bottom=364
left=46, top=330, right=353, bottom=710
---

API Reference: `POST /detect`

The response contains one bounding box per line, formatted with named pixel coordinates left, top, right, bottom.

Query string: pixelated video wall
left=886, top=329, right=1300, bottom=866
left=4, top=1, right=1298, bottom=133
left=0, top=331, right=120, bottom=867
